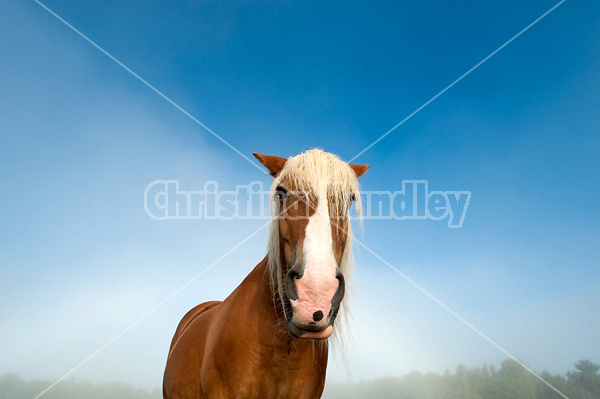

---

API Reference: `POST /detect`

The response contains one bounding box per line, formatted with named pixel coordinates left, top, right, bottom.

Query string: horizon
left=1, top=357, right=596, bottom=392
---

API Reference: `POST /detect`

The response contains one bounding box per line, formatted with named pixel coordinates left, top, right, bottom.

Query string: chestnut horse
left=163, top=149, right=369, bottom=399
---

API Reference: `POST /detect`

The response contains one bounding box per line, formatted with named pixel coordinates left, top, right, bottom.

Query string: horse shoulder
left=169, top=301, right=222, bottom=354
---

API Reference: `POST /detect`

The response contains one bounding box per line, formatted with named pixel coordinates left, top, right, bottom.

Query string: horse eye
left=349, top=193, right=356, bottom=202
left=276, top=186, right=288, bottom=201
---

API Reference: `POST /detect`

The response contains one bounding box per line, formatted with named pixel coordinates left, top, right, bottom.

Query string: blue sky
left=1, top=0, right=599, bottom=390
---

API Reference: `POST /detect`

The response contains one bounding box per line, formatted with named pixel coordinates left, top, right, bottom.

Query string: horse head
left=254, top=149, right=368, bottom=340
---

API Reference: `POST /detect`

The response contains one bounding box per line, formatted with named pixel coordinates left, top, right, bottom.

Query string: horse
left=163, top=149, right=369, bottom=399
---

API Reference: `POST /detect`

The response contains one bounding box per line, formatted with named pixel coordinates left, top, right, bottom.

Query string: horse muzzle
left=284, top=265, right=345, bottom=340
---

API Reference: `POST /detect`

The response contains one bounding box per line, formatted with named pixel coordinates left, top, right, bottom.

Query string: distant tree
left=496, top=359, right=537, bottom=399
left=574, top=360, right=600, bottom=375
left=567, top=359, right=600, bottom=399
left=532, top=370, right=576, bottom=399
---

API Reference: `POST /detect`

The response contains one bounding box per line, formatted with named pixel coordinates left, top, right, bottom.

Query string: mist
left=2, top=0, right=599, bottom=398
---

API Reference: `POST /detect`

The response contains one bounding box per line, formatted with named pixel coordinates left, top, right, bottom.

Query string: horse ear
left=253, top=153, right=287, bottom=177
left=349, top=163, right=370, bottom=178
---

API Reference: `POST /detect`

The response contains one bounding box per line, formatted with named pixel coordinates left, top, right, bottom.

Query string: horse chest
left=206, top=339, right=327, bottom=399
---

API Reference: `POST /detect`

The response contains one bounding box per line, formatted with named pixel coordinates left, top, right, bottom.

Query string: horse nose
left=312, top=310, right=324, bottom=322
left=284, top=264, right=346, bottom=329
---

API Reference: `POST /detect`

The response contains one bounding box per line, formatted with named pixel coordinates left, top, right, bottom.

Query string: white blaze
left=303, top=188, right=337, bottom=275
left=290, top=187, right=338, bottom=324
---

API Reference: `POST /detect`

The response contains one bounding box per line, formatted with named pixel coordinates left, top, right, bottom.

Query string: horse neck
left=248, top=255, right=286, bottom=328
left=239, top=255, right=329, bottom=357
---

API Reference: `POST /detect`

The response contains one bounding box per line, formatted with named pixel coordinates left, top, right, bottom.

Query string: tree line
left=1, top=359, right=598, bottom=398
left=324, top=359, right=600, bottom=399
left=0, top=374, right=160, bottom=399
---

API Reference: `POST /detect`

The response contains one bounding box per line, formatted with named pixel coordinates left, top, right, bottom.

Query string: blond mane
left=266, top=149, right=363, bottom=345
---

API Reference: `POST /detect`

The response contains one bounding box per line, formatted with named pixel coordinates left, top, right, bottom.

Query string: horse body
left=163, top=256, right=328, bottom=399
left=163, top=149, right=368, bottom=399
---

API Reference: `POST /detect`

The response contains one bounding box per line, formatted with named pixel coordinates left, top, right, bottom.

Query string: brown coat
left=163, top=256, right=328, bottom=399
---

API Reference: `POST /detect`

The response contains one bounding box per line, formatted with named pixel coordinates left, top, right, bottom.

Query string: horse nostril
left=312, top=310, right=324, bottom=322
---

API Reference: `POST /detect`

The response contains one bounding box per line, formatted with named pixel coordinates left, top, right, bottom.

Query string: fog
left=3, top=360, right=600, bottom=398
left=2, top=0, right=599, bottom=398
